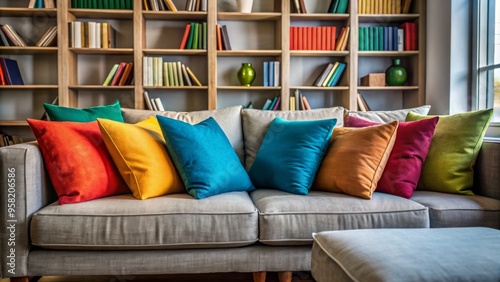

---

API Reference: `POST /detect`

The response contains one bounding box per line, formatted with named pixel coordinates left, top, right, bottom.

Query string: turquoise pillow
left=44, top=100, right=124, bottom=122
left=156, top=115, right=254, bottom=199
left=248, top=117, right=337, bottom=195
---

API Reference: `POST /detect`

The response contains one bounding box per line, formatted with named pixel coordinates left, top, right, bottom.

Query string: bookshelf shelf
left=217, top=12, right=281, bottom=21
left=290, top=51, right=349, bottom=57
left=217, top=50, right=282, bottom=56
left=143, top=49, right=207, bottom=55
left=0, top=7, right=57, bottom=17
left=358, top=51, right=420, bottom=57
left=290, top=86, right=350, bottom=91
left=217, top=86, right=281, bottom=91
left=357, top=86, right=419, bottom=91
left=290, top=13, right=349, bottom=21
left=69, top=48, right=135, bottom=54
left=69, top=9, right=134, bottom=19
left=144, top=86, right=209, bottom=90
left=69, top=85, right=135, bottom=90
left=0, top=120, right=28, bottom=126
left=0, top=85, right=58, bottom=90
left=142, top=11, right=207, bottom=20
left=0, top=47, right=58, bottom=54
left=358, top=14, right=420, bottom=23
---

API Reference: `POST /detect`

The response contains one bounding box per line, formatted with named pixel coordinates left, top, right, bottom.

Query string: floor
left=3, top=272, right=316, bottom=282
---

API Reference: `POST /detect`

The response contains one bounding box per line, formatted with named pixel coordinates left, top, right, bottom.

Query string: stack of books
left=143, top=0, right=177, bottom=11
left=102, top=62, right=134, bottom=86
left=0, top=57, right=24, bottom=85
left=68, top=21, right=115, bottom=48
left=185, top=0, right=207, bottom=11
left=263, top=61, right=280, bottom=87
left=28, top=0, right=55, bottom=8
left=358, top=0, right=412, bottom=14
left=36, top=26, right=57, bottom=47
left=143, top=91, right=165, bottom=111
left=313, top=62, right=347, bottom=87
left=290, top=26, right=336, bottom=50
left=290, top=89, right=311, bottom=111
left=143, top=57, right=202, bottom=87
left=0, top=24, right=28, bottom=47
left=215, top=24, right=231, bottom=51
left=0, top=131, right=24, bottom=147
left=72, top=0, right=133, bottom=9
left=179, top=22, right=207, bottom=50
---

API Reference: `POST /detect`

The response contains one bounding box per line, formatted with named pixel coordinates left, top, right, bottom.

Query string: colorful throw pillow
left=345, top=115, right=439, bottom=198
left=97, top=117, right=185, bottom=200
left=27, top=119, right=129, bottom=204
left=406, top=109, right=493, bottom=195
left=44, top=100, right=124, bottom=122
left=248, top=117, right=337, bottom=195
left=312, top=121, right=399, bottom=199
left=156, top=115, right=254, bottom=199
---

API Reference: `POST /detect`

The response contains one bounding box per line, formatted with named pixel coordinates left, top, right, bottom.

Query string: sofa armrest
left=474, top=139, right=500, bottom=200
left=0, top=142, right=56, bottom=278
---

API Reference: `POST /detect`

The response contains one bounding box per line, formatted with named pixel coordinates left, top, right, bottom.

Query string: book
left=302, top=95, right=311, bottom=110
left=322, top=62, right=339, bottom=87
left=164, top=0, right=177, bottom=11
left=397, top=28, right=404, bottom=51
left=0, top=57, right=24, bottom=85
left=181, top=63, right=192, bottom=86
left=185, top=66, right=202, bottom=86
left=327, top=0, right=339, bottom=13
left=111, top=62, right=127, bottom=86
left=293, top=0, right=301, bottom=13
left=103, top=63, right=119, bottom=86
left=216, top=24, right=223, bottom=51
left=274, top=61, right=280, bottom=86
left=299, top=0, right=307, bottom=13
left=262, top=99, right=272, bottom=110
left=220, top=25, right=232, bottom=50
left=289, top=96, right=296, bottom=111
left=176, top=61, right=183, bottom=86
left=263, top=61, right=269, bottom=87
left=153, top=97, right=165, bottom=111
left=402, top=0, right=412, bottom=13
left=179, top=24, right=191, bottom=49
left=0, top=65, right=5, bottom=85
left=143, top=91, right=153, bottom=110
left=268, top=61, right=274, bottom=87
left=269, top=96, right=278, bottom=110
left=357, top=93, right=369, bottom=111
left=294, top=89, right=300, bottom=110
left=313, top=63, right=334, bottom=87
left=335, top=0, right=348, bottom=13
left=340, top=27, right=350, bottom=51
left=272, top=97, right=281, bottom=110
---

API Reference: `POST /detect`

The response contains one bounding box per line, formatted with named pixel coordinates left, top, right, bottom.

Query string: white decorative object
left=237, top=0, right=254, bottom=13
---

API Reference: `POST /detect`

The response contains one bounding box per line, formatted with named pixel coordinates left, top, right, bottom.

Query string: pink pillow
left=345, top=115, right=439, bottom=198
left=27, top=119, right=129, bottom=204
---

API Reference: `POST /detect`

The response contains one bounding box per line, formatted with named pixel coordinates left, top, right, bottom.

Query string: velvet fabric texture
left=97, top=117, right=185, bottom=200
left=156, top=116, right=254, bottom=199
left=248, top=117, right=337, bottom=195
left=313, top=121, right=399, bottom=199
left=43, top=100, right=124, bottom=122
left=406, top=109, right=493, bottom=195
left=27, top=119, right=128, bottom=204
left=345, top=115, right=439, bottom=198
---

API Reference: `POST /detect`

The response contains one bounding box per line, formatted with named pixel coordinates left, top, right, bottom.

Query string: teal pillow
left=156, top=115, right=254, bottom=199
left=406, top=109, right=493, bottom=195
left=248, top=117, right=337, bottom=195
left=44, top=100, right=124, bottom=122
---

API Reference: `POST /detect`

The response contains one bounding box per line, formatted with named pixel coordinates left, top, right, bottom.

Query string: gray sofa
left=1, top=106, right=499, bottom=281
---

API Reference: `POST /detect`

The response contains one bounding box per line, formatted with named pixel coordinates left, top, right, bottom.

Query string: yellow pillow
left=97, top=117, right=185, bottom=199
left=312, top=121, right=398, bottom=199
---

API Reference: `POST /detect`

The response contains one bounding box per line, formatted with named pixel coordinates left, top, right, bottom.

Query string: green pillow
left=44, top=100, right=124, bottom=122
left=406, top=109, right=493, bottom=195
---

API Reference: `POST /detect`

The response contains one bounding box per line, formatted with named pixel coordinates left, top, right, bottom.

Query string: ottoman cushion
left=312, top=227, right=500, bottom=282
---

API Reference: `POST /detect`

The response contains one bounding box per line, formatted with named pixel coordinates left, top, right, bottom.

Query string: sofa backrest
left=475, top=140, right=500, bottom=200
left=241, top=107, right=345, bottom=170
left=121, top=106, right=245, bottom=163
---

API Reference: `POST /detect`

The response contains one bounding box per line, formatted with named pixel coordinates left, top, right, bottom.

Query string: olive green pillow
left=44, top=100, right=124, bottom=122
left=406, top=109, right=493, bottom=195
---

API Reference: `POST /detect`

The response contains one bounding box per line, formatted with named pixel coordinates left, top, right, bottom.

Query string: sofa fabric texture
left=311, top=228, right=500, bottom=282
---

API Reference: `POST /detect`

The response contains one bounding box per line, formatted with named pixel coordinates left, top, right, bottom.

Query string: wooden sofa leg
left=253, top=271, right=267, bottom=282
left=278, top=271, right=292, bottom=282
left=11, top=277, right=30, bottom=282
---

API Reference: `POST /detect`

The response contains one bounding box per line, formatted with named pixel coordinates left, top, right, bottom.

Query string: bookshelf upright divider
left=133, top=0, right=144, bottom=109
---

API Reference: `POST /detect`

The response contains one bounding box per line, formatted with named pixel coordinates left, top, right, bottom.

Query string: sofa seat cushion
left=250, top=189, right=429, bottom=245
left=411, top=191, right=500, bottom=229
left=30, top=192, right=258, bottom=250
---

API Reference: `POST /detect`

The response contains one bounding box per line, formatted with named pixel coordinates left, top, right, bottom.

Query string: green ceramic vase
left=385, top=59, right=407, bottom=86
left=237, top=63, right=256, bottom=87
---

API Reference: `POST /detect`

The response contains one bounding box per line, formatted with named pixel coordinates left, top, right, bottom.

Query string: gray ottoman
left=311, top=228, right=500, bottom=282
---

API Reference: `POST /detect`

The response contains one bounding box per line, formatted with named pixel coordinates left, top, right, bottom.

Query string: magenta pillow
left=345, top=115, right=439, bottom=198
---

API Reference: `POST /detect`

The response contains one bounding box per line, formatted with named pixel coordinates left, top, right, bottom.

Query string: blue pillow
left=248, top=117, right=337, bottom=195
left=156, top=115, right=254, bottom=199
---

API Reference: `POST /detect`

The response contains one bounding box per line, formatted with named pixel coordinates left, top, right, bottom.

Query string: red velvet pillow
left=27, top=119, right=128, bottom=204
left=345, top=115, right=439, bottom=198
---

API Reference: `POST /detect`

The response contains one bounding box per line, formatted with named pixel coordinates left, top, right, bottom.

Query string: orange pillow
left=312, top=121, right=398, bottom=199
left=27, top=119, right=129, bottom=204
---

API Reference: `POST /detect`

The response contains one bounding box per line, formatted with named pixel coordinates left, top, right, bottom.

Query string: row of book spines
left=290, top=90, right=312, bottom=111
left=184, top=0, right=207, bottom=11
left=293, top=0, right=348, bottom=14
left=358, top=23, right=417, bottom=51
left=143, top=57, right=202, bottom=87
left=143, top=91, right=165, bottom=111
left=313, top=62, right=347, bottom=87
left=0, top=57, right=24, bottom=85
left=290, top=26, right=338, bottom=51
left=358, top=0, right=412, bottom=14
left=263, top=61, right=280, bottom=87
left=0, top=25, right=57, bottom=48
left=102, top=62, right=134, bottom=86
left=72, top=0, right=133, bottom=9
left=68, top=21, right=115, bottom=48
left=179, top=22, right=208, bottom=50
left=144, top=0, right=177, bottom=11
left=216, top=24, right=231, bottom=51
left=28, top=0, right=56, bottom=8
left=0, top=133, right=24, bottom=147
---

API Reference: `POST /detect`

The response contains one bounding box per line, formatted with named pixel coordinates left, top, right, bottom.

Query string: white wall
left=426, top=0, right=471, bottom=114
